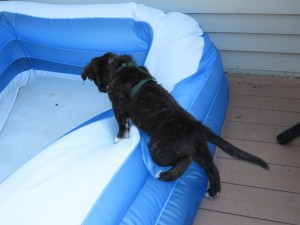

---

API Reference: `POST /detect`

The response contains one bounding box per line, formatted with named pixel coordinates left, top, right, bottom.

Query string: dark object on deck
left=277, top=123, right=300, bottom=145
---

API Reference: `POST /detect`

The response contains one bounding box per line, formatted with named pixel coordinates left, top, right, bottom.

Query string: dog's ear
left=81, top=64, right=92, bottom=81
left=81, top=53, right=114, bottom=81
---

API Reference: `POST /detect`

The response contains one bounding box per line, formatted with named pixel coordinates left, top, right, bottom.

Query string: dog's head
left=81, top=52, right=115, bottom=93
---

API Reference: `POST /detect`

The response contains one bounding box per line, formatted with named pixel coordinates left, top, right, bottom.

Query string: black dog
left=82, top=53, right=269, bottom=198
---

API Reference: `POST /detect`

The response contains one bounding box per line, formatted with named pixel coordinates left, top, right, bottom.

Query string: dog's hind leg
left=158, top=156, right=193, bottom=181
left=148, top=139, right=193, bottom=181
left=194, top=152, right=221, bottom=199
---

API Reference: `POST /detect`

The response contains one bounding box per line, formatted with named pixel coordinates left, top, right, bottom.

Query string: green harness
left=116, top=61, right=157, bottom=99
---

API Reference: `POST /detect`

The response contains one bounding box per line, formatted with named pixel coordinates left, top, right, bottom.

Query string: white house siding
left=9, top=0, right=300, bottom=76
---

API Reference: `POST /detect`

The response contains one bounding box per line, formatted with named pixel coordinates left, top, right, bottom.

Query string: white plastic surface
left=0, top=117, right=140, bottom=225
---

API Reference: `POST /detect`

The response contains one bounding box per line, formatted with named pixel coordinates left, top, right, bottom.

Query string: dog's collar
left=116, top=61, right=138, bottom=73
left=116, top=60, right=157, bottom=99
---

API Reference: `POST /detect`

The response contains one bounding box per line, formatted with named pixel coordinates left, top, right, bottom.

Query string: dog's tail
left=200, top=123, right=269, bottom=170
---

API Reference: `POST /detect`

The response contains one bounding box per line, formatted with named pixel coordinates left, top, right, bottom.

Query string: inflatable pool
left=0, top=2, right=229, bottom=225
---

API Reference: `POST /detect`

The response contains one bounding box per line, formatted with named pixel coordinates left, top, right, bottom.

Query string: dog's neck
left=106, top=54, right=157, bottom=99
left=115, top=61, right=138, bottom=73
left=105, top=54, right=134, bottom=89
left=108, top=54, right=133, bottom=73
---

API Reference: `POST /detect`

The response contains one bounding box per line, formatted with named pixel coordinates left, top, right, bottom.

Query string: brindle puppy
left=82, top=53, right=269, bottom=198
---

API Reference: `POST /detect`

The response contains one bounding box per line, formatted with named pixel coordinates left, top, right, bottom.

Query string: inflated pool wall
left=0, top=2, right=229, bottom=225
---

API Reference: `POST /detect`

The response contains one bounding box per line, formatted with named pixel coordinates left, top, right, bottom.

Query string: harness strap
left=130, top=77, right=156, bottom=99
left=116, top=61, right=157, bottom=99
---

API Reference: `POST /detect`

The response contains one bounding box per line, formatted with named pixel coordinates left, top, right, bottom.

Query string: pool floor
left=0, top=70, right=111, bottom=183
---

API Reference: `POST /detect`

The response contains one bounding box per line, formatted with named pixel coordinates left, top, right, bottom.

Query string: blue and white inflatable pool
left=0, top=2, right=229, bottom=224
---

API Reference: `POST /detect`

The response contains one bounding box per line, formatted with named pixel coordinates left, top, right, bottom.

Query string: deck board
left=200, top=183, right=300, bottom=225
left=226, top=107, right=300, bottom=126
left=217, top=139, right=300, bottom=167
left=194, top=210, right=289, bottom=225
left=193, top=74, right=300, bottom=225
left=215, top=158, right=300, bottom=193
left=222, top=121, right=300, bottom=145
left=228, top=78, right=300, bottom=99
left=227, top=74, right=300, bottom=88
left=229, top=95, right=300, bottom=112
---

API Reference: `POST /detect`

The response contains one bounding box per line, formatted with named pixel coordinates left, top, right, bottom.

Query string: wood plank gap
left=227, top=104, right=300, bottom=114
left=220, top=181, right=300, bottom=195
left=230, top=93, right=300, bottom=101
left=224, top=119, right=300, bottom=127
left=216, top=156, right=300, bottom=169
left=224, top=120, right=299, bottom=128
left=198, top=209, right=297, bottom=225
left=227, top=105, right=300, bottom=114
left=220, top=137, right=300, bottom=147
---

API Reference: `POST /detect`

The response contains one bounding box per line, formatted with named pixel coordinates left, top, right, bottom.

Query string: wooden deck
left=193, top=74, right=300, bottom=225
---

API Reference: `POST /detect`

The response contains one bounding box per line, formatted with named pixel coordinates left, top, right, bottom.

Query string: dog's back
left=82, top=53, right=269, bottom=198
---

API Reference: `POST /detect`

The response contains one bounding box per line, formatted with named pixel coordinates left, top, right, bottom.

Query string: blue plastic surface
left=0, top=13, right=153, bottom=89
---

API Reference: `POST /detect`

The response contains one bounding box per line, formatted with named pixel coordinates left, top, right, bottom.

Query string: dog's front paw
left=114, top=136, right=123, bottom=144
left=114, top=131, right=130, bottom=144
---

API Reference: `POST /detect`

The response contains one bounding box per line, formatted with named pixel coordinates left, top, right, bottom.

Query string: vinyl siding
left=11, top=0, right=300, bottom=76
